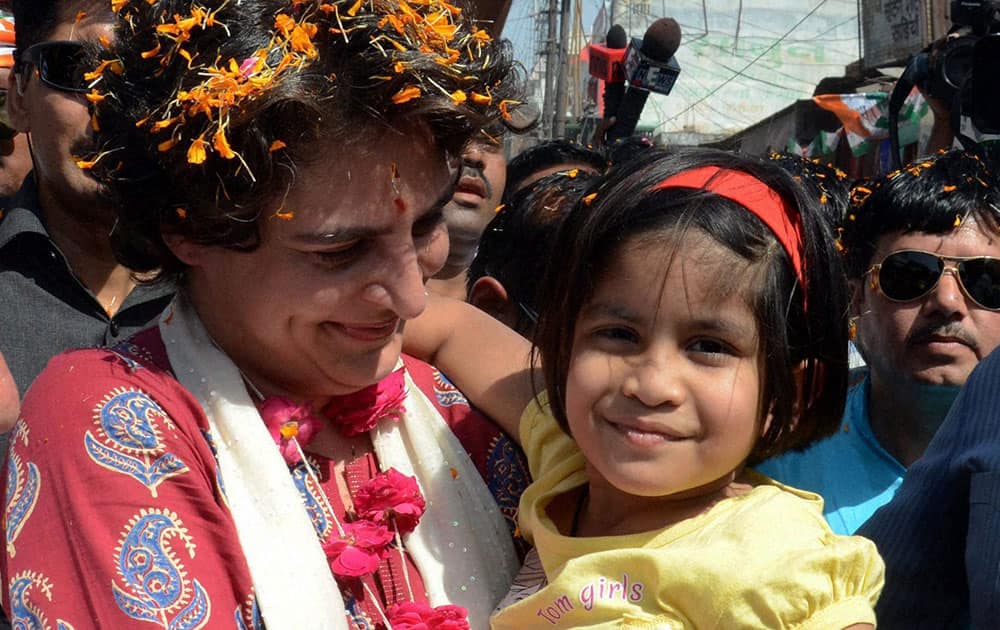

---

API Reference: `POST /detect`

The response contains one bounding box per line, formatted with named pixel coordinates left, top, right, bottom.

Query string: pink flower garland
left=259, top=397, right=324, bottom=465
left=323, top=367, right=407, bottom=437
left=386, top=602, right=470, bottom=629
left=323, top=468, right=427, bottom=578
left=354, top=468, right=426, bottom=536
left=257, top=372, right=467, bottom=627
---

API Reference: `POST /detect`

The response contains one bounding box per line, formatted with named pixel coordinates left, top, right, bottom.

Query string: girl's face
left=565, top=230, right=767, bottom=502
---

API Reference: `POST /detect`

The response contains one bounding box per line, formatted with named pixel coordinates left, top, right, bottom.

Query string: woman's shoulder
left=32, top=326, right=172, bottom=388
left=20, top=327, right=205, bottom=446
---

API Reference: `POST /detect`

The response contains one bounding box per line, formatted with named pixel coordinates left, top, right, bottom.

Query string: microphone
left=602, top=25, right=628, bottom=119
left=605, top=18, right=682, bottom=144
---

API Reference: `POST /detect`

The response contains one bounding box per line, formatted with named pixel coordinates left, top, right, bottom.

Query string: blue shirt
left=756, top=376, right=906, bottom=535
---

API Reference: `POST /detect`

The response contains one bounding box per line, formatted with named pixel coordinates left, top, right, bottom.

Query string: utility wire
left=658, top=0, right=830, bottom=128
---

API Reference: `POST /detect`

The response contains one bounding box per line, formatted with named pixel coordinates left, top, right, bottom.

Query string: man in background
left=427, top=137, right=507, bottom=300
left=0, top=0, right=172, bottom=410
left=759, top=150, right=1000, bottom=534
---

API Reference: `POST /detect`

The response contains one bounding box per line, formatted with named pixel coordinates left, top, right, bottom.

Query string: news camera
left=889, top=0, right=1000, bottom=167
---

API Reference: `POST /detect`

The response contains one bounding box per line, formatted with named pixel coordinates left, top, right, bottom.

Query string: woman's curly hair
left=87, top=0, right=521, bottom=278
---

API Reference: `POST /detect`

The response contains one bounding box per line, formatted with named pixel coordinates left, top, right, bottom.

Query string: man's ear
left=468, top=276, right=511, bottom=319
left=6, top=67, right=31, bottom=133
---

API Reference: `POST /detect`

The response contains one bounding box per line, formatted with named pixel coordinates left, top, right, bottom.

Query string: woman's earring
left=848, top=317, right=858, bottom=340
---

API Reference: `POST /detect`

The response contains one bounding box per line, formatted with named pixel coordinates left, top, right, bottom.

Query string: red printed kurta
left=1, top=327, right=529, bottom=629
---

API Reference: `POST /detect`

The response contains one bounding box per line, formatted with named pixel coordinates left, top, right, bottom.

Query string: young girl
left=408, top=148, right=883, bottom=628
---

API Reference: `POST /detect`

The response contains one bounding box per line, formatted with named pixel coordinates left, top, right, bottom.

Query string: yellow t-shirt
left=490, top=395, right=884, bottom=629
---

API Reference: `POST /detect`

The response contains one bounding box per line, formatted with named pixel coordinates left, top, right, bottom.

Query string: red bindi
left=394, top=197, right=407, bottom=213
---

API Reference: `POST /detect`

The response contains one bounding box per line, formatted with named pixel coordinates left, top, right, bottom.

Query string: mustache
left=906, top=320, right=979, bottom=352
left=459, top=163, right=494, bottom=199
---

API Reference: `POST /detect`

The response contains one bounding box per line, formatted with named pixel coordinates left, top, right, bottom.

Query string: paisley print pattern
left=486, top=434, right=531, bottom=540
left=112, top=509, right=210, bottom=630
left=108, top=341, right=154, bottom=372
left=84, top=388, right=189, bottom=497
left=432, top=370, right=469, bottom=407
left=5, top=451, right=40, bottom=558
left=291, top=457, right=334, bottom=540
left=8, top=571, right=77, bottom=630
left=234, top=592, right=263, bottom=630
left=199, top=429, right=228, bottom=505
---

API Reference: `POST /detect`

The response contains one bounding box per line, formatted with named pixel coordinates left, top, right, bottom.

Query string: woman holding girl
left=409, top=148, right=885, bottom=628
left=1, top=0, right=526, bottom=628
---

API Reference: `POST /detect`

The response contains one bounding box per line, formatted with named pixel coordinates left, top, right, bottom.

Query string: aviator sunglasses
left=13, top=41, right=89, bottom=94
left=866, top=249, right=1000, bottom=310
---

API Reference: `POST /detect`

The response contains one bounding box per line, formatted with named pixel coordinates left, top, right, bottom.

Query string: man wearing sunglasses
left=758, top=149, right=1000, bottom=536
left=0, top=1, right=172, bottom=417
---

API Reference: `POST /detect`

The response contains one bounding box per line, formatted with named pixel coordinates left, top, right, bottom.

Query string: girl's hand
left=403, top=295, right=539, bottom=443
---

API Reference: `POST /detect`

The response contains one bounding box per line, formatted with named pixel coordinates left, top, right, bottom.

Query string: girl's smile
left=565, top=230, right=767, bottom=523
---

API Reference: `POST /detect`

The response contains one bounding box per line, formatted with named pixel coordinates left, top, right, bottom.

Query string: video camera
left=889, top=0, right=1000, bottom=167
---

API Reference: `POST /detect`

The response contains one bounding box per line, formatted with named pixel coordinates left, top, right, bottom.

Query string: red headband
left=651, top=166, right=806, bottom=297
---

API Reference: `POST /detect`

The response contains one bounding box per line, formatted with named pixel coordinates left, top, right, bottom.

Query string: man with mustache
left=758, top=149, right=1000, bottom=535
left=0, top=0, right=173, bottom=420
left=427, top=137, right=507, bottom=300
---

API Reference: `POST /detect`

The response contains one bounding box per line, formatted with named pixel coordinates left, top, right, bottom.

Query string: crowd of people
left=0, top=0, right=998, bottom=629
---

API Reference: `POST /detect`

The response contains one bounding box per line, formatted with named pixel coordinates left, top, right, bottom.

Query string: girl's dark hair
left=533, top=148, right=849, bottom=463
left=467, top=170, right=599, bottom=336
left=842, top=150, right=1000, bottom=279
left=87, top=0, right=520, bottom=278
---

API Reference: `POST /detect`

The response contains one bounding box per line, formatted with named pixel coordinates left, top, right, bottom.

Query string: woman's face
left=178, top=129, right=453, bottom=400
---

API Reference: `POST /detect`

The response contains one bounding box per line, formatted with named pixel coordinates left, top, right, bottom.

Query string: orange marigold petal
left=213, top=130, right=236, bottom=159
left=469, top=91, right=491, bottom=105
left=391, top=85, right=422, bottom=105
left=141, top=42, right=162, bottom=59
left=269, top=140, right=287, bottom=152
left=158, top=137, right=179, bottom=152
left=347, top=0, right=365, bottom=16
left=187, top=137, right=208, bottom=164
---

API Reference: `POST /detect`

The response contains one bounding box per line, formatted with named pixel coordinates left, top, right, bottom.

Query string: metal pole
left=553, top=0, right=572, bottom=138
left=541, top=0, right=559, bottom=138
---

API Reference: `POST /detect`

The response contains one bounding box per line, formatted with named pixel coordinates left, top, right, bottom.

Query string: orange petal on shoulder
left=269, top=140, right=287, bottom=152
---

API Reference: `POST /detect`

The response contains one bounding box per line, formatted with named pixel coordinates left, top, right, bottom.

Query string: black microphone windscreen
left=606, top=24, right=628, bottom=49
left=640, top=18, right=681, bottom=61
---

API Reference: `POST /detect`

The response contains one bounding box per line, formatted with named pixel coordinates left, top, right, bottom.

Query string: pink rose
left=259, top=397, right=324, bottom=466
left=387, top=601, right=435, bottom=629
left=323, top=368, right=406, bottom=437
left=386, top=602, right=469, bottom=630
left=321, top=520, right=394, bottom=578
left=354, top=468, right=426, bottom=535
left=429, top=604, right=470, bottom=630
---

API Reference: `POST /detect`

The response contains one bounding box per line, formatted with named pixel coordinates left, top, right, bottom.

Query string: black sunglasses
left=867, top=249, right=1000, bottom=310
left=14, top=41, right=89, bottom=94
